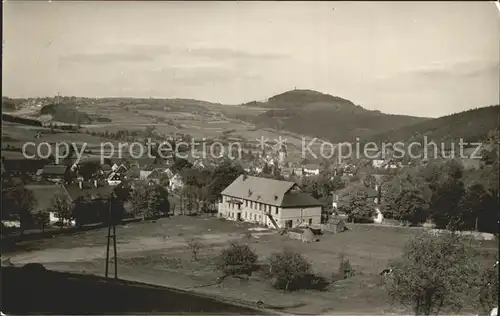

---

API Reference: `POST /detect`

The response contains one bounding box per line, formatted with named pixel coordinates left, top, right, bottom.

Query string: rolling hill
left=40, top=103, right=111, bottom=124
left=242, top=89, right=431, bottom=142
left=366, top=104, right=500, bottom=144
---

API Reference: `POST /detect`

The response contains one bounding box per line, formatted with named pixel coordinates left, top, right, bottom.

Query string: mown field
left=6, top=216, right=497, bottom=315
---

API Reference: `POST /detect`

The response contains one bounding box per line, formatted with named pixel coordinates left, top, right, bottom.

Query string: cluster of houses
left=1, top=147, right=189, bottom=227
left=2, top=136, right=397, bottom=231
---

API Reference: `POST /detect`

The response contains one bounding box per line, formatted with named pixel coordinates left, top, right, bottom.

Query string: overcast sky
left=3, top=1, right=499, bottom=117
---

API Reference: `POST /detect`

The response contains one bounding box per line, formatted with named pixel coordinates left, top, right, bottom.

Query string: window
left=275, top=207, right=279, bottom=215
left=245, top=200, right=248, bottom=207
left=309, top=218, right=312, bottom=225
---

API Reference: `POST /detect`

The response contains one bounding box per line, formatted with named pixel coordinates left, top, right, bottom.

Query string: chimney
left=94, top=179, right=98, bottom=188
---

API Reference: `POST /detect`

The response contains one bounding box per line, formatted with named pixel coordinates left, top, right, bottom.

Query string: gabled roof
left=64, top=183, right=114, bottom=201
left=101, top=164, right=112, bottom=171
left=107, top=172, right=122, bottom=181
left=329, top=218, right=346, bottom=225
left=303, top=164, right=320, bottom=170
left=129, top=157, right=155, bottom=167
left=221, top=175, right=298, bottom=207
left=281, top=192, right=323, bottom=208
left=25, top=184, right=69, bottom=212
left=126, top=165, right=141, bottom=178
left=142, top=164, right=167, bottom=172
left=41, top=164, right=68, bottom=176
left=147, top=168, right=167, bottom=179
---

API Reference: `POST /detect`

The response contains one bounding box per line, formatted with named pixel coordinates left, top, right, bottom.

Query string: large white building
left=218, top=175, right=322, bottom=229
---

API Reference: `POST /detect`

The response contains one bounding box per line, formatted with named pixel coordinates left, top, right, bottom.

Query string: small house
left=325, top=218, right=347, bottom=234
left=111, top=163, right=128, bottom=174
left=107, top=172, right=122, bottom=186
left=303, top=164, right=320, bottom=176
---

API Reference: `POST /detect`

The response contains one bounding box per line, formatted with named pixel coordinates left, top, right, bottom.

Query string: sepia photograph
left=1, top=1, right=499, bottom=315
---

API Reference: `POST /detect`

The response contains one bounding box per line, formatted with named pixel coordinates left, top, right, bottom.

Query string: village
left=2, top=1, right=499, bottom=315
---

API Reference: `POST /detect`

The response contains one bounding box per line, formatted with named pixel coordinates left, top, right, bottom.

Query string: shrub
left=337, top=253, right=355, bottom=279
left=216, top=242, right=258, bottom=278
left=268, top=249, right=312, bottom=292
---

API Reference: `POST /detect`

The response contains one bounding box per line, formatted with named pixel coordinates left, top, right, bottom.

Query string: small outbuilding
left=287, top=227, right=319, bottom=243
left=328, top=219, right=347, bottom=234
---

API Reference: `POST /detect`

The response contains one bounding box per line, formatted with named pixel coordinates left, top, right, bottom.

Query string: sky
left=3, top=1, right=499, bottom=117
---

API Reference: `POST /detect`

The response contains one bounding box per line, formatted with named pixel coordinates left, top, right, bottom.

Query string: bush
left=336, top=253, right=355, bottom=280
left=216, top=242, right=258, bottom=278
left=268, top=249, right=312, bottom=292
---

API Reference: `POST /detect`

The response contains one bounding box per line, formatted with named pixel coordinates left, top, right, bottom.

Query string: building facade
left=218, top=175, right=322, bottom=229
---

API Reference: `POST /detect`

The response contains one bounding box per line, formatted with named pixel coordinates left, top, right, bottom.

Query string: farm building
left=2, top=152, right=49, bottom=176
left=324, top=218, right=347, bottom=233
left=287, top=227, right=319, bottom=243
left=39, top=164, right=72, bottom=183
left=218, top=175, right=322, bottom=229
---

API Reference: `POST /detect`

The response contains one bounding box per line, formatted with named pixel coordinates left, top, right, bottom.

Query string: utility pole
left=105, top=195, right=118, bottom=279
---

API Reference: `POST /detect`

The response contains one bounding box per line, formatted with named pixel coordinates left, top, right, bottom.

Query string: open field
left=5, top=216, right=497, bottom=314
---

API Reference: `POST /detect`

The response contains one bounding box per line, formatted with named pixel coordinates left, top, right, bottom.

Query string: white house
left=169, top=173, right=184, bottom=192
left=303, top=164, right=320, bottom=176
left=372, top=159, right=385, bottom=169
left=106, top=172, right=122, bottom=186
left=218, top=175, right=323, bottom=229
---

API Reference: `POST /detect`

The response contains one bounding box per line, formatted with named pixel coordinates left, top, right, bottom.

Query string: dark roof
left=41, top=165, right=68, bottom=176
left=147, top=169, right=167, bottom=179
left=303, top=164, right=320, bottom=170
left=126, top=166, right=141, bottom=178
left=25, top=184, right=69, bottom=212
left=143, top=164, right=168, bottom=172
left=281, top=192, right=323, bottom=208
left=64, top=183, right=114, bottom=201
left=130, top=157, right=155, bottom=167
left=329, top=219, right=346, bottom=225
left=101, top=164, right=112, bottom=171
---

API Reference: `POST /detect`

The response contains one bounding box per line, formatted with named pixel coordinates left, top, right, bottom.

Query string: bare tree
left=186, top=238, right=203, bottom=261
